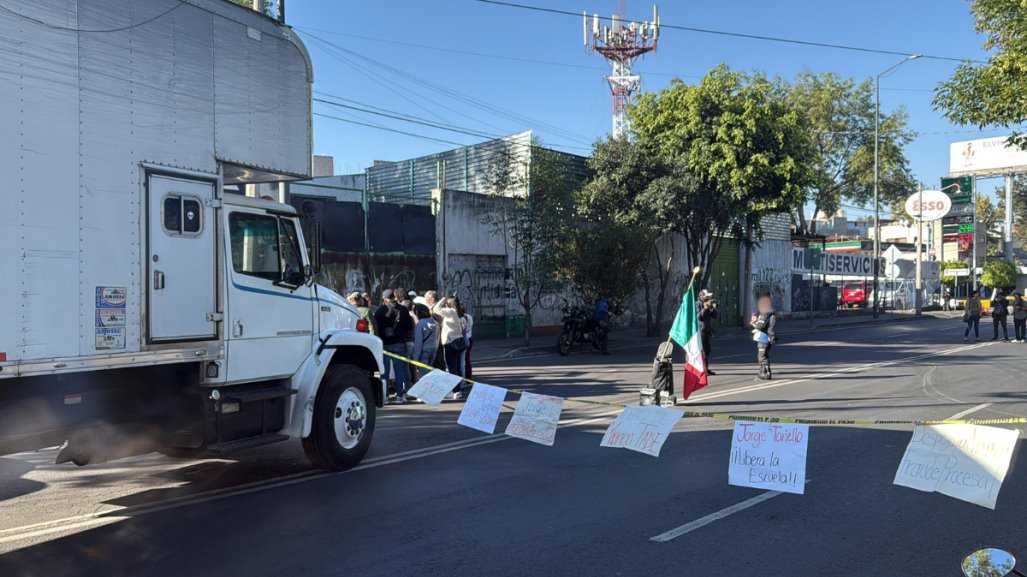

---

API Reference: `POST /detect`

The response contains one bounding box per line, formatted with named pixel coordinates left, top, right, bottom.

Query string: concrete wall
left=436, top=188, right=568, bottom=335
left=741, top=213, right=793, bottom=317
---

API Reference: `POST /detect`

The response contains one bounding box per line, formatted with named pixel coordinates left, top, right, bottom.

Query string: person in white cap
left=697, top=289, right=718, bottom=375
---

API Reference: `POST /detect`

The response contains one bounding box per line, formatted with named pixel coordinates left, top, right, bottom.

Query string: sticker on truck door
left=95, top=327, right=126, bottom=350
left=95, top=286, right=127, bottom=349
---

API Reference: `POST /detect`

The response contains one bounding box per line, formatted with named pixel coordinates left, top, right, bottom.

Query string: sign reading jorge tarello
left=791, top=248, right=883, bottom=276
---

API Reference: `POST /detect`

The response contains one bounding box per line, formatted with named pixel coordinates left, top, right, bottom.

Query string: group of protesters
left=346, top=288, right=474, bottom=403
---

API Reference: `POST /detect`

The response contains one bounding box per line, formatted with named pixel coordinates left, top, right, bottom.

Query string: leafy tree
left=630, top=65, right=815, bottom=290
left=558, top=218, right=649, bottom=307
left=482, top=140, right=573, bottom=346
left=977, top=192, right=1001, bottom=256
left=982, top=260, right=1017, bottom=290
left=575, top=136, right=677, bottom=335
left=786, top=71, right=916, bottom=233
left=940, top=258, right=965, bottom=285
left=935, top=1, right=1027, bottom=146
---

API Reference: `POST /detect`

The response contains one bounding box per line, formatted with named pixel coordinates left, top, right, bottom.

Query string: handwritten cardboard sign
left=728, top=421, right=809, bottom=495
left=894, top=424, right=1019, bottom=509
left=457, top=383, right=507, bottom=434
left=406, top=370, right=462, bottom=407
left=505, top=393, right=564, bottom=446
left=600, top=406, right=683, bottom=457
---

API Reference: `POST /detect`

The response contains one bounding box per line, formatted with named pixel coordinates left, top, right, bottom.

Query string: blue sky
left=288, top=1, right=1008, bottom=213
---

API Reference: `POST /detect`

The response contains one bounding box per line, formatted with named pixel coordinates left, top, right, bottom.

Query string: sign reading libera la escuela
left=791, top=248, right=883, bottom=276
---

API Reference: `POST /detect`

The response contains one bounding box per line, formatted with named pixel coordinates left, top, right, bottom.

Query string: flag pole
left=666, top=266, right=703, bottom=346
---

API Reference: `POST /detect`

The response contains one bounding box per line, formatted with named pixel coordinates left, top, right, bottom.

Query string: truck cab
left=0, top=0, right=383, bottom=471
left=133, top=180, right=386, bottom=471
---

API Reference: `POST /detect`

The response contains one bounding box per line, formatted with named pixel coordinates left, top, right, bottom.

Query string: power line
left=474, top=0, right=984, bottom=64
left=314, top=92, right=595, bottom=152
left=0, top=0, right=187, bottom=33
left=314, top=112, right=471, bottom=147
left=294, top=25, right=702, bottom=80
left=299, top=28, right=596, bottom=146
left=314, top=97, right=500, bottom=140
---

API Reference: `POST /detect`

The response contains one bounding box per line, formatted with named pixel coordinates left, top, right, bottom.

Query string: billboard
left=950, top=136, right=1027, bottom=176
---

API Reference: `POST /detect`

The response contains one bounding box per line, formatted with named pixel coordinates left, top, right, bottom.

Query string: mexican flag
left=669, top=284, right=708, bottom=400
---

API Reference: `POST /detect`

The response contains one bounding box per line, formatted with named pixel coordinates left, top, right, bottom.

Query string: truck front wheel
left=302, top=364, right=376, bottom=471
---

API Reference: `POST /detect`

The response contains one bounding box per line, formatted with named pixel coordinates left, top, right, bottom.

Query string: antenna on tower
left=583, top=3, right=660, bottom=138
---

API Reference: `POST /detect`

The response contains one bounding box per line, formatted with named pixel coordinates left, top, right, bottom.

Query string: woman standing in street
left=964, top=289, right=983, bottom=342
left=991, top=289, right=1010, bottom=341
left=411, top=303, right=439, bottom=382
left=432, top=296, right=468, bottom=399
left=1012, top=292, right=1026, bottom=343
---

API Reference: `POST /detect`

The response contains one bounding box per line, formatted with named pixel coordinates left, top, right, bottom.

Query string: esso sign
left=904, top=190, right=952, bottom=221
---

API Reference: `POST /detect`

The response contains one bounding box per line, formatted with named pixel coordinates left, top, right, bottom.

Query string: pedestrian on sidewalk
left=991, top=289, right=1010, bottom=341
left=374, top=289, right=409, bottom=403
left=347, top=292, right=376, bottom=336
left=433, top=296, right=469, bottom=399
left=697, top=290, right=718, bottom=375
left=411, top=303, right=439, bottom=381
left=1012, top=292, right=1027, bottom=343
left=963, top=289, right=982, bottom=342
left=750, top=293, right=777, bottom=381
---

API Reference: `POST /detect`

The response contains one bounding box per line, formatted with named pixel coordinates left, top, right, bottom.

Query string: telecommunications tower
left=583, top=3, right=660, bottom=138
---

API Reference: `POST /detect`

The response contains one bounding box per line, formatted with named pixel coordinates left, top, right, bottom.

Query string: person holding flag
left=669, top=268, right=708, bottom=401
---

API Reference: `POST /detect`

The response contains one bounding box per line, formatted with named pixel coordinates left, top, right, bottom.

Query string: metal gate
left=709, top=239, right=740, bottom=327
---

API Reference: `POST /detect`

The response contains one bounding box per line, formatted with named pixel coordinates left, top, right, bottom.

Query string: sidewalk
left=471, top=310, right=954, bottom=361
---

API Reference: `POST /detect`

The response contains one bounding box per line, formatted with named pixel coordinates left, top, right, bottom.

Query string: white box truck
left=0, top=0, right=385, bottom=471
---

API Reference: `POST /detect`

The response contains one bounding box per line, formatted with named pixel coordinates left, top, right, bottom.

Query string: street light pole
left=915, top=181, right=923, bottom=316
left=873, top=54, right=921, bottom=319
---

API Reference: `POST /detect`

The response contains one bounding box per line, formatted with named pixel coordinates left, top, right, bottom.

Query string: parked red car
left=841, top=282, right=868, bottom=308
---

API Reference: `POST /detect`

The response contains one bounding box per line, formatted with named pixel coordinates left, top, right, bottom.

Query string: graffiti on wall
left=319, top=252, right=436, bottom=300
left=751, top=267, right=788, bottom=313
left=445, top=255, right=508, bottom=322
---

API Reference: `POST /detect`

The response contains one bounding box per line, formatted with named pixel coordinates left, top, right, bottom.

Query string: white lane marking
left=686, top=341, right=993, bottom=403
left=947, top=403, right=993, bottom=421
left=650, top=491, right=785, bottom=542
left=0, top=408, right=625, bottom=547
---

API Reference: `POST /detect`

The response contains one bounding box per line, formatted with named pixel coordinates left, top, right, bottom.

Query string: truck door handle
left=153, top=270, right=165, bottom=290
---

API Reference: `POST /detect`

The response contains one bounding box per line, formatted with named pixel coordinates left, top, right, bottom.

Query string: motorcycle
left=962, top=548, right=1026, bottom=577
left=556, top=305, right=609, bottom=356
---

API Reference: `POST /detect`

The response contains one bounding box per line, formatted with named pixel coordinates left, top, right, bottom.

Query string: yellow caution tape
left=382, top=350, right=1027, bottom=426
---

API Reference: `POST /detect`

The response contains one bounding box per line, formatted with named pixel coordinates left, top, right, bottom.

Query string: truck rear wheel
left=302, top=364, right=376, bottom=472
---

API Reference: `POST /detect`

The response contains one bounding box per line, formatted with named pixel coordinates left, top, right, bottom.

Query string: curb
left=474, top=314, right=943, bottom=361
left=775, top=313, right=934, bottom=335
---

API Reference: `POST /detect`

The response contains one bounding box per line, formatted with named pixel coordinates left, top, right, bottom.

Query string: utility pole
left=1005, top=174, right=1014, bottom=262
left=915, top=181, right=923, bottom=315
left=873, top=55, right=921, bottom=318
left=972, top=175, right=979, bottom=290
left=584, top=3, right=660, bottom=138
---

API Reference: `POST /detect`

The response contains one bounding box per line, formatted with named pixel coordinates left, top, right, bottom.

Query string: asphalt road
left=2, top=315, right=1026, bottom=576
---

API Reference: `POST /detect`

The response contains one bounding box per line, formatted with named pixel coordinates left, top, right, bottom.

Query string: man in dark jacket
left=697, top=290, right=718, bottom=375
left=374, top=289, right=412, bottom=403
left=751, top=293, right=778, bottom=381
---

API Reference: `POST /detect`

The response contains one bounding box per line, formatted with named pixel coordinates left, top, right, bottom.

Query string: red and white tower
left=584, top=3, right=660, bottom=138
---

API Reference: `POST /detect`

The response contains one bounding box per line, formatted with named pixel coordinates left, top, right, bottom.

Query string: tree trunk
left=522, top=305, right=532, bottom=347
